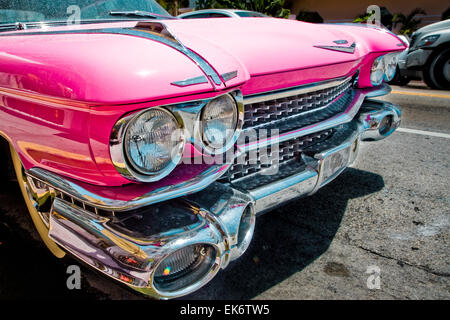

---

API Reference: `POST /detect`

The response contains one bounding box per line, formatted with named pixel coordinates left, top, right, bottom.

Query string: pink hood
left=164, top=18, right=405, bottom=93
left=0, top=18, right=405, bottom=104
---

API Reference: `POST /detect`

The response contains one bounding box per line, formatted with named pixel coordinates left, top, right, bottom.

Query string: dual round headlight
left=112, top=93, right=241, bottom=182
left=119, top=107, right=185, bottom=182
left=201, top=94, right=239, bottom=153
left=370, top=53, right=400, bottom=85
left=124, top=108, right=184, bottom=179
left=383, top=53, right=399, bottom=82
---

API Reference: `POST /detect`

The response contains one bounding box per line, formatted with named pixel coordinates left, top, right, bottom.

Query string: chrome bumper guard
left=27, top=98, right=401, bottom=299
left=49, top=185, right=254, bottom=299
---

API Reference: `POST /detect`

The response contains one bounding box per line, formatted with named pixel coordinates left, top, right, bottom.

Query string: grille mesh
left=227, top=128, right=334, bottom=181
left=243, top=78, right=353, bottom=130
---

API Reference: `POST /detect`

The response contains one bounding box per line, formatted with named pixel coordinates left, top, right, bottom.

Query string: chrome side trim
left=244, top=75, right=353, bottom=104
left=133, top=22, right=221, bottom=86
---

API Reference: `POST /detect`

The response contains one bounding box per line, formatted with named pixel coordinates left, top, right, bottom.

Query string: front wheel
left=9, top=144, right=66, bottom=258
left=424, top=48, right=450, bottom=90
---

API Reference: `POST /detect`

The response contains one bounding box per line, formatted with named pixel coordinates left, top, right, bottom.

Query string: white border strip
left=397, top=127, right=450, bottom=139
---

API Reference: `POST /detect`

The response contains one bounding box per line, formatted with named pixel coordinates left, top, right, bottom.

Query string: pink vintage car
left=0, top=1, right=405, bottom=299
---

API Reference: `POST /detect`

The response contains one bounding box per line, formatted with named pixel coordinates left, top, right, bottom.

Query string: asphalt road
left=0, top=81, right=448, bottom=300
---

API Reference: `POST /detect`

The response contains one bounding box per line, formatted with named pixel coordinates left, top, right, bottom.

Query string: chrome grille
left=226, top=128, right=335, bottom=181
left=226, top=76, right=356, bottom=184
left=243, top=77, right=353, bottom=130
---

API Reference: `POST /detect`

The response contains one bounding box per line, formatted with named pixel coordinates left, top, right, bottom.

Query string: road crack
left=357, top=245, right=450, bottom=278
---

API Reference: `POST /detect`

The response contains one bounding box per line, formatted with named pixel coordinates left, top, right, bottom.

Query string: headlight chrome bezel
left=198, top=93, right=244, bottom=155
left=382, top=52, right=399, bottom=82
left=110, top=107, right=186, bottom=183
left=370, top=55, right=385, bottom=86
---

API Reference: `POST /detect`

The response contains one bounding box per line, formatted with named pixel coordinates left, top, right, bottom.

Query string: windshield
left=0, top=0, right=172, bottom=26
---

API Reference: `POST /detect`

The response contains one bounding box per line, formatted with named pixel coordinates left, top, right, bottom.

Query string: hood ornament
left=314, top=42, right=356, bottom=53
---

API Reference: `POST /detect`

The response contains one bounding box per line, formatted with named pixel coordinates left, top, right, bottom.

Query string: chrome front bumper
left=240, top=100, right=401, bottom=214
left=25, top=97, right=401, bottom=299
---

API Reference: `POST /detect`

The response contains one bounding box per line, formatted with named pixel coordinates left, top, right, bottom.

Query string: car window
left=235, top=11, right=267, bottom=17
left=0, top=0, right=172, bottom=25
left=181, top=12, right=229, bottom=19
left=208, top=13, right=229, bottom=18
left=181, top=13, right=211, bottom=19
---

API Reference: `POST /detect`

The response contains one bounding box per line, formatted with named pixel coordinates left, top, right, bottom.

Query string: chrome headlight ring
left=167, top=90, right=244, bottom=156
left=110, top=107, right=186, bottom=183
left=370, top=55, right=385, bottom=86
left=382, top=52, right=400, bottom=82
left=197, top=91, right=244, bottom=156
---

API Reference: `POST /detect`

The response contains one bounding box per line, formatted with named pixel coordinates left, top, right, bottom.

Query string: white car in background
left=178, top=9, right=268, bottom=19
left=393, top=20, right=450, bottom=89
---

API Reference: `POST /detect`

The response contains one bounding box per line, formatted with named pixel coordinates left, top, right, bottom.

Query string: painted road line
left=397, top=127, right=450, bottom=139
left=391, top=90, right=450, bottom=99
